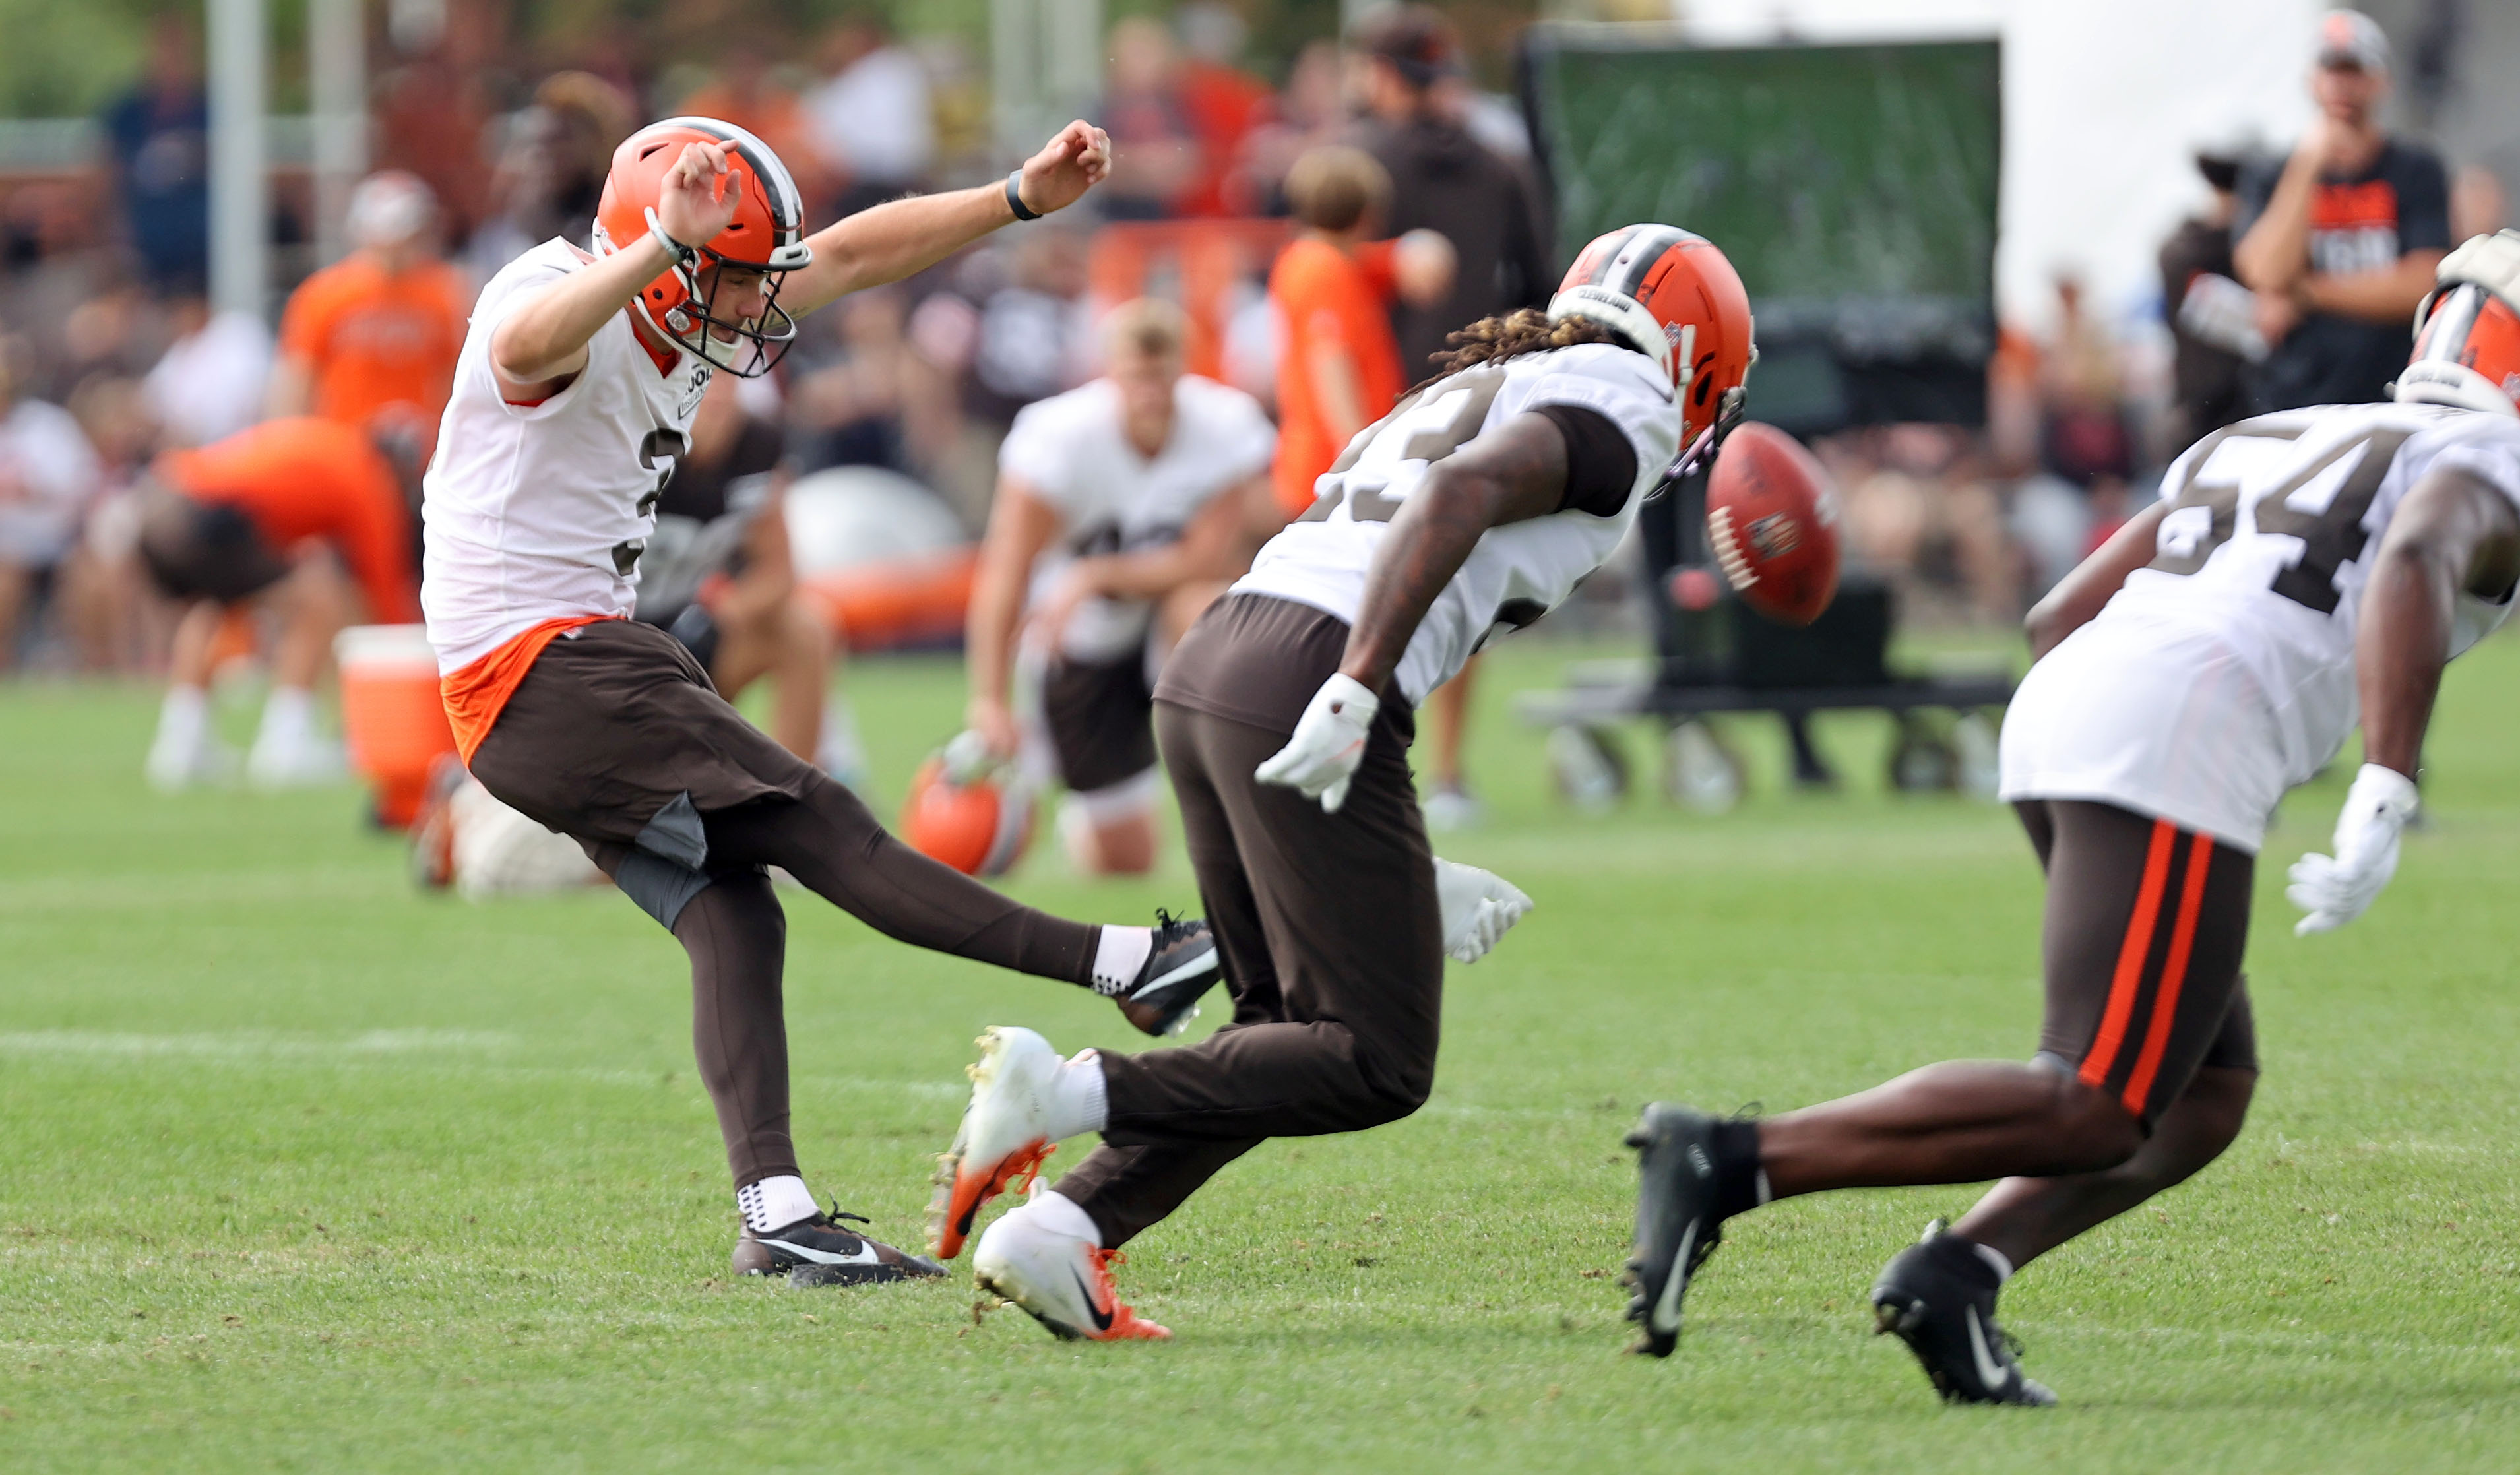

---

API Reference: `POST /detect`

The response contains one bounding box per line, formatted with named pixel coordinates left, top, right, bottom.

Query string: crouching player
left=924, top=226, right=1751, bottom=1338
left=424, top=115, right=1223, bottom=1281
left=138, top=415, right=420, bottom=789
left=963, top=298, right=1278, bottom=873
left=1624, top=232, right=2520, bottom=1404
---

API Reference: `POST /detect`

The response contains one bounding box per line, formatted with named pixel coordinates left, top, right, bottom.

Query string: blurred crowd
left=0, top=3, right=2510, bottom=684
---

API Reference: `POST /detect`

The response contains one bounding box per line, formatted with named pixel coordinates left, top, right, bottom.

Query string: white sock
left=1970, top=1241, right=2015, bottom=1286
left=1089, top=926, right=1153, bottom=996
left=255, top=686, right=315, bottom=751
left=736, top=1174, right=820, bottom=1234
left=1029, top=1189, right=1102, bottom=1248
left=156, top=685, right=208, bottom=751
left=815, top=696, right=867, bottom=784
left=1045, top=1048, right=1109, bottom=1140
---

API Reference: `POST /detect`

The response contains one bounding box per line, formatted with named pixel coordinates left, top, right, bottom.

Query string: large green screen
left=1532, top=34, right=2000, bottom=307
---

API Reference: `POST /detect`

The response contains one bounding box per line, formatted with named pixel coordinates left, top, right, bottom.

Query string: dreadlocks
left=1414, top=308, right=1627, bottom=391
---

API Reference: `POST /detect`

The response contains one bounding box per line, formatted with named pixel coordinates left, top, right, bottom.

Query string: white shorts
left=1998, top=614, right=2290, bottom=854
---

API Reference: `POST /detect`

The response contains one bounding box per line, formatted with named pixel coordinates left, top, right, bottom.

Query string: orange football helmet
left=593, top=116, right=813, bottom=376
left=2397, top=230, right=2520, bottom=417
left=1549, top=224, right=1757, bottom=443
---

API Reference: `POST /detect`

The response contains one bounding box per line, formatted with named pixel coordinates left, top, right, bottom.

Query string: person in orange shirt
left=267, top=172, right=469, bottom=461
left=135, top=416, right=420, bottom=791
left=1267, top=144, right=1451, bottom=520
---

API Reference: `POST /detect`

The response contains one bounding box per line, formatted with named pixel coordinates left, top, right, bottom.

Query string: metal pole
left=310, top=0, right=368, bottom=267
left=207, top=0, right=268, bottom=317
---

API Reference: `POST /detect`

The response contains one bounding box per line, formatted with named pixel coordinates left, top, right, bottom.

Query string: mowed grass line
left=2, top=638, right=2516, bottom=1472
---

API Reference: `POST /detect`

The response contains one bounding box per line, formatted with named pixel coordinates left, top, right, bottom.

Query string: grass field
left=3, top=635, right=2517, bottom=1473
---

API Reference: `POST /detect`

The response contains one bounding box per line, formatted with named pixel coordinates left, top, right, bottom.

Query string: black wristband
left=1005, top=170, right=1042, bottom=222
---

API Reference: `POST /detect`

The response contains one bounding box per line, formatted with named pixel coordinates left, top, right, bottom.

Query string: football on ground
left=1, top=637, right=2515, bottom=1471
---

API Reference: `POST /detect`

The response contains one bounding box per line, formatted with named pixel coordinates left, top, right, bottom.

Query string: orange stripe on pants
left=2120, top=831, right=2217, bottom=1115
left=2081, top=819, right=2176, bottom=1092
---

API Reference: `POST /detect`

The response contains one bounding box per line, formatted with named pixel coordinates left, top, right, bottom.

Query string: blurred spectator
left=141, top=288, right=270, bottom=449
left=1170, top=3, right=1277, bottom=219
left=2234, top=10, right=2449, bottom=410
left=467, top=72, right=634, bottom=278
left=55, top=373, right=168, bottom=673
left=1098, top=17, right=1201, bottom=221
left=807, top=16, right=937, bottom=218
left=2451, top=163, right=2509, bottom=243
left=789, top=287, right=954, bottom=489
left=1227, top=40, right=1346, bottom=216
left=100, top=15, right=210, bottom=294
left=1839, top=424, right=2017, bottom=625
left=1345, top=5, right=1552, bottom=383
left=2159, top=148, right=2263, bottom=448
left=681, top=45, right=831, bottom=212
left=137, top=418, right=417, bottom=789
left=371, top=24, right=498, bottom=249
left=2039, top=275, right=2134, bottom=488
left=0, top=340, right=106, bottom=668
left=1266, top=146, right=1453, bottom=520
left=634, top=373, right=863, bottom=778
left=268, top=173, right=468, bottom=463
left=937, top=224, right=1094, bottom=431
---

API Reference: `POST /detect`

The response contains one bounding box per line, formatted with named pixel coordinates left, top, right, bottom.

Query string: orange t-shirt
left=437, top=615, right=608, bottom=763
left=155, top=417, right=420, bottom=623
left=1269, top=235, right=1402, bottom=517
left=276, top=253, right=468, bottom=451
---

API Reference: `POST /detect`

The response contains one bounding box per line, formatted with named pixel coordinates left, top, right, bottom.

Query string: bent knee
left=2042, top=1069, right=2147, bottom=1173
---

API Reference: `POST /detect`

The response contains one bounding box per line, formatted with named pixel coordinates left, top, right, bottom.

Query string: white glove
left=1255, top=674, right=1380, bottom=813
left=2288, top=763, right=2421, bottom=935
left=1433, top=857, right=1534, bottom=964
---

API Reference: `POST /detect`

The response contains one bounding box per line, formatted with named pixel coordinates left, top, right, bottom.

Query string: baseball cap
left=2316, top=10, right=2390, bottom=73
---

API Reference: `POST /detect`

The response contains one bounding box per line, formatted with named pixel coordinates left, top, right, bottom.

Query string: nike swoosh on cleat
left=1134, top=949, right=1217, bottom=994
left=761, top=1237, right=884, bottom=1267
left=1650, top=1220, right=1697, bottom=1336
left=1071, top=1268, right=1115, bottom=1333
left=1965, top=1305, right=2010, bottom=1393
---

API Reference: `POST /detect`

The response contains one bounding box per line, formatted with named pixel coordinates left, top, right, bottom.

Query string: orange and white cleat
left=926, top=1026, right=1066, bottom=1259
left=972, top=1199, right=1170, bottom=1342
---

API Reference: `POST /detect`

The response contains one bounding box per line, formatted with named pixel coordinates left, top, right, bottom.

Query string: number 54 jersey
left=2001, top=401, right=2520, bottom=850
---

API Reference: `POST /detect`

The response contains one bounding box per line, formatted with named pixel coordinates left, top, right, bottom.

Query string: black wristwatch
left=1005, top=170, right=1042, bottom=222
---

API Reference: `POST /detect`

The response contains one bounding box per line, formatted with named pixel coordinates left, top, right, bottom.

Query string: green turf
left=3, top=635, right=2517, bottom=1473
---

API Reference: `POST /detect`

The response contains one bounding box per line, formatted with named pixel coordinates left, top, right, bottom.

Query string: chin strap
left=1645, top=385, right=1749, bottom=502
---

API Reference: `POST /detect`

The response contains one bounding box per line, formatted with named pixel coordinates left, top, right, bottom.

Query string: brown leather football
left=1705, top=422, right=1842, bottom=627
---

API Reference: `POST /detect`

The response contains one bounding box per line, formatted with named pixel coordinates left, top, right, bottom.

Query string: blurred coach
left=2233, top=9, right=2449, bottom=410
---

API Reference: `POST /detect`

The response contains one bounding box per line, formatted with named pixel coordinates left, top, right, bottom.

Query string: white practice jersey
left=1002, top=373, right=1275, bottom=664
left=422, top=239, right=714, bottom=674
left=2001, top=401, right=2520, bottom=848
left=1234, top=342, right=1681, bottom=704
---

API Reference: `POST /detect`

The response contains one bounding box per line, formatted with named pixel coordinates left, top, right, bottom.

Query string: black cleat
left=1107, top=910, right=1223, bottom=1037
left=732, top=1205, right=949, bottom=1286
left=1870, top=1220, right=2056, bottom=1406
left=1622, top=1102, right=1729, bottom=1358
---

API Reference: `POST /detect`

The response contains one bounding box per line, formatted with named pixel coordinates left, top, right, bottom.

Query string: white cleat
left=1433, top=857, right=1534, bottom=964
left=926, top=1026, right=1065, bottom=1260
left=146, top=733, right=237, bottom=793
left=973, top=1201, right=1170, bottom=1342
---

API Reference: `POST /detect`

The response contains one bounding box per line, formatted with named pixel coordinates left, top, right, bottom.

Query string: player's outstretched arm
left=782, top=123, right=1110, bottom=317
left=2292, top=466, right=2520, bottom=934
left=1255, top=412, right=1569, bottom=811
left=2023, top=500, right=2169, bottom=660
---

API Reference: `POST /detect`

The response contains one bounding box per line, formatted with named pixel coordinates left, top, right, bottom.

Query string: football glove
left=2288, top=763, right=2420, bottom=935
left=1433, top=857, right=1534, bottom=964
left=1255, top=674, right=1379, bottom=813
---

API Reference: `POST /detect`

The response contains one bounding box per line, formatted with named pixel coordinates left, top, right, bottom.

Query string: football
left=899, top=732, right=1035, bottom=877
left=1705, top=421, right=1842, bottom=627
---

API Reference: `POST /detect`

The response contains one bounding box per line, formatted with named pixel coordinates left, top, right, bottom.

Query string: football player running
left=1624, top=231, right=2520, bottom=1404
left=424, top=117, right=1223, bottom=1284
left=924, top=227, right=1753, bottom=1340
left=962, top=298, right=1278, bottom=875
